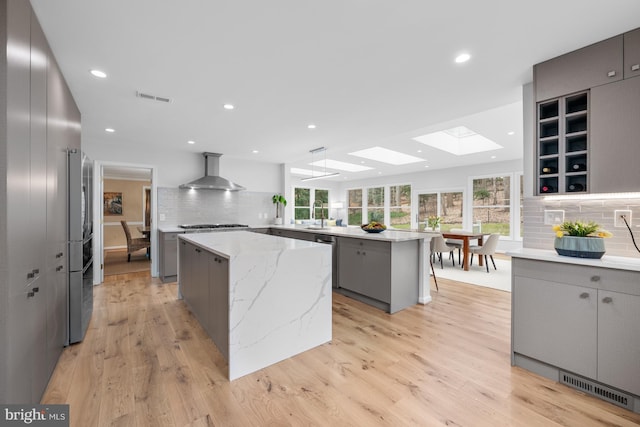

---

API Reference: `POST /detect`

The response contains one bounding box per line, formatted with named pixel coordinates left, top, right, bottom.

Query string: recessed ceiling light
left=90, top=69, right=107, bottom=78
left=491, top=155, right=497, bottom=159
left=455, top=53, right=471, bottom=64
left=187, top=140, right=195, bottom=145
left=507, top=131, right=515, bottom=135
left=349, top=147, right=424, bottom=165
left=223, top=104, right=234, bottom=110
left=252, top=150, right=259, bottom=154
left=417, top=149, right=422, bottom=153
left=307, top=124, right=316, bottom=129
left=424, top=165, right=429, bottom=168
left=105, top=128, right=115, bottom=133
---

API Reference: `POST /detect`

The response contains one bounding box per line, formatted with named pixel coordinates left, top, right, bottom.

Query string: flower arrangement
left=427, top=216, right=441, bottom=230
left=552, top=220, right=612, bottom=238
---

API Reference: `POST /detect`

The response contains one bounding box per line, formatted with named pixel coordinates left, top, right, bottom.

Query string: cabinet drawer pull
left=56, top=252, right=64, bottom=258
left=590, top=275, right=600, bottom=282
left=56, top=265, right=64, bottom=271
left=579, top=292, right=589, bottom=299
left=33, top=287, right=39, bottom=293
left=33, top=269, right=39, bottom=275
left=27, top=291, right=35, bottom=298
left=632, top=64, right=640, bottom=71
left=195, top=249, right=201, bottom=253
left=607, top=70, right=617, bottom=77
left=356, top=251, right=360, bottom=255
left=362, top=252, right=366, bottom=256
left=602, top=296, right=613, bottom=304
left=27, top=272, right=35, bottom=279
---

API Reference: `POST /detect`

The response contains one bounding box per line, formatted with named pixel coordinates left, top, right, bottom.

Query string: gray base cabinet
left=178, top=240, right=229, bottom=359
left=337, top=237, right=419, bottom=313
left=159, top=231, right=184, bottom=282
left=512, top=258, right=640, bottom=405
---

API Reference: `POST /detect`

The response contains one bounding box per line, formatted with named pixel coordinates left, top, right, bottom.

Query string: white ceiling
left=30, top=1, right=640, bottom=181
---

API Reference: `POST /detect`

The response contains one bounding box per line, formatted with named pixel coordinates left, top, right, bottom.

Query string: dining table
left=440, top=231, right=489, bottom=271
left=137, top=226, right=151, bottom=257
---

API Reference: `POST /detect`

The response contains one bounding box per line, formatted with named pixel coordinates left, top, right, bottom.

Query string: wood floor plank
left=42, top=272, right=640, bottom=426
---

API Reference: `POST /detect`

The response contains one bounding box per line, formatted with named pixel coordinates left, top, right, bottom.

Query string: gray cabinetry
left=270, top=228, right=315, bottom=241
left=589, top=76, right=640, bottom=193
left=159, top=231, right=184, bottom=281
left=338, top=238, right=390, bottom=303
left=598, top=291, right=640, bottom=396
left=337, top=237, right=418, bottom=313
left=624, top=28, right=640, bottom=80
left=534, top=35, right=623, bottom=102
left=512, top=257, right=640, bottom=405
left=513, top=276, right=597, bottom=377
left=1, top=0, right=77, bottom=403
left=208, top=255, right=229, bottom=360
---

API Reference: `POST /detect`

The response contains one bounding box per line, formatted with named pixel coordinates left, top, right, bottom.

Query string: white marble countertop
left=178, top=230, right=323, bottom=259
left=271, top=224, right=438, bottom=242
left=507, top=248, right=640, bottom=272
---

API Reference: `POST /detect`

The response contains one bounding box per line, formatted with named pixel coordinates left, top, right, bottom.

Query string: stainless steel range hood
left=179, top=152, right=246, bottom=191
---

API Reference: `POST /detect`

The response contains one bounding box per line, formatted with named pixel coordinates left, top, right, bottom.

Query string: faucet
left=317, top=201, right=325, bottom=228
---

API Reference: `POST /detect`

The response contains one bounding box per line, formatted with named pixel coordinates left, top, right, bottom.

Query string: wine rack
left=537, top=91, right=589, bottom=195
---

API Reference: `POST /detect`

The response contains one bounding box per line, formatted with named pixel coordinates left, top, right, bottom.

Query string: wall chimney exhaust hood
left=179, top=152, right=246, bottom=191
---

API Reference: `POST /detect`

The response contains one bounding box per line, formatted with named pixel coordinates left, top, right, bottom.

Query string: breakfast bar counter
left=178, top=231, right=331, bottom=380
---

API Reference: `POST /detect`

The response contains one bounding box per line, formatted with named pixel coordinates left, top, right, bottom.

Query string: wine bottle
left=540, top=185, right=555, bottom=193
left=541, top=166, right=557, bottom=174
left=571, top=163, right=586, bottom=171
left=568, top=183, right=584, bottom=192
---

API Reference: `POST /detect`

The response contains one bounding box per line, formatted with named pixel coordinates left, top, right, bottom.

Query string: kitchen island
left=270, top=225, right=437, bottom=312
left=178, top=231, right=331, bottom=380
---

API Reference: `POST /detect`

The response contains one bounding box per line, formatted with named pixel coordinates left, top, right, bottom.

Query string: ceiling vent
left=136, top=91, right=171, bottom=103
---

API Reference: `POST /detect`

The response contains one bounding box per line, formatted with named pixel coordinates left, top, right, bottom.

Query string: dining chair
left=430, top=235, right=456, bottom=269
left=121, top=220, right=151, bottom=262
left=445, top=228, right=465, bottom=265
left=469, top=233, right=500, bottom=273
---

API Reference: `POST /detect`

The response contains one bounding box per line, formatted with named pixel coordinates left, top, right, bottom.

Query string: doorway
left=94, top=161, right=158, bottom=283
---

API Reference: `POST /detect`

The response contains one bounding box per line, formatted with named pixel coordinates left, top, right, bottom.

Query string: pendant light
left=301, top=147, right=340, bottom=181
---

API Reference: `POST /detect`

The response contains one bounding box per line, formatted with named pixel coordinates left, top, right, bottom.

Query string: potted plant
left=552, top=220, right=612, bottom=259
left=272, top=194, right=287, bottom=225
left=427, top=216, right=441, bottom=231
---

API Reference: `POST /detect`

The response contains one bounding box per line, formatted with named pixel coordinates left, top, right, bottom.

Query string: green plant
left=272, top=194, right=287, bottom=218
left=427, top=216, right=441, bottom=229
left=553, top=220, right=612, bottom=238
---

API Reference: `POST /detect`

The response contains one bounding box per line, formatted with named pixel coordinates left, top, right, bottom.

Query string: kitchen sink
left=305, top=226, right=329, bottom=230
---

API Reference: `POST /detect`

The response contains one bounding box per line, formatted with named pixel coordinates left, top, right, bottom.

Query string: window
left=313, top=189, right=328, bottom=219
left=472, top=176, right=511, bottom=236
left=294, top=188, right=311, bottom=219
left=367, top=187, right=384, bottom=222
left=417, top=191, right=463, bottom=231
left=347, top=189, right=362, bottom=225
left=389, top=184, right=411, bottom=229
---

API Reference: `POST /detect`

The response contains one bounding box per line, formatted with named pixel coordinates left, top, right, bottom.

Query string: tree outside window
left=313, top=189, right=329, bottom=219
left=472, top=176, right=511, bottom=236
left=389, top=184, right=411, bottom=229
left=294, top=188, right=310, bottom=219
left=418, top=192, right=462, bottom=231
left=367, top=187, right=384, bottom=223
left=347, top=189, right=362, bottom=225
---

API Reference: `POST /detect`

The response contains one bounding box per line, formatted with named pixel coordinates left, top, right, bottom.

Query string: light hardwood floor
left=42, top=272, right=640, bottom=426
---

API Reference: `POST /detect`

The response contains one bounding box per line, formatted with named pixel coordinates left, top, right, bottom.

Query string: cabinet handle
left=33, top=287, right=39, bottom=293
left=602, top=296, right=613, bottom=304
left=362, top=251, right=366, bottom=256
left=33, top=269, right=39, bottom=275
left=27, top=291, right=35, bottom=298
left=56, top=265, right=64, bottom=271
left=632, top=64, right=640, bottom=71
left=195, top=249, right=201, bottom=253
left=607, top=70, right=617, bottom=77
left=579, top=292, right=589, bottom=299
left=56, top=252, right=64, bottom=258
left=356, top=251, right=360, bottom=255
left=590, top=275, right=600, bottom=282
left=27, top=272, right=35, bottom=279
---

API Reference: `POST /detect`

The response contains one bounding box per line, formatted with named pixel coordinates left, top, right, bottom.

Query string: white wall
left=84, top=140, right=283, bottom=192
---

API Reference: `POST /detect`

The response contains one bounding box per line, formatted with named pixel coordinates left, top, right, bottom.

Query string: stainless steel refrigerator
left=68, top=149, right=93, bottom=344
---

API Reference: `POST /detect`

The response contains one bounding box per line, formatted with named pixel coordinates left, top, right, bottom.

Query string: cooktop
left=178, top=224, right=249, bottom=229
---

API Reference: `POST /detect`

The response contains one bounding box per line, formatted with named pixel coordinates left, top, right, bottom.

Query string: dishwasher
left=314, top=235, right=337, bottom=288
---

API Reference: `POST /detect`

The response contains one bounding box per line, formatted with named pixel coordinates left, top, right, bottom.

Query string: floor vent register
left=560, top=371, right=634, bottom=411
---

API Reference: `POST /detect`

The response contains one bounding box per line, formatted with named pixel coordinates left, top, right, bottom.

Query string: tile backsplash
left=523, top=196, right=640, bottom=258
left=158, top=187, right=275, bottom=227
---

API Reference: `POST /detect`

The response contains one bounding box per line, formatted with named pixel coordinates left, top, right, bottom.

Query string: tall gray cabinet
left=0, top=0, right=81, bottom=403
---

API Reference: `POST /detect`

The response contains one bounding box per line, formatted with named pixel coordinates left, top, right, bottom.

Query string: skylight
left=309, top=159, right=372, bottom=172
left=413, top=126, right=502, bottom=156
left=348, top=147, right=425, bottom=165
